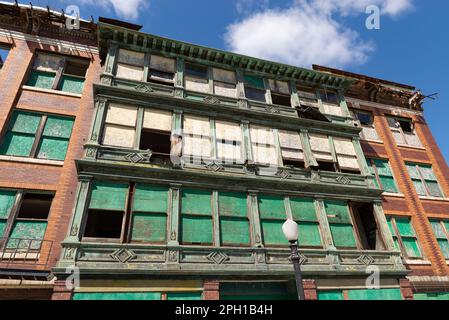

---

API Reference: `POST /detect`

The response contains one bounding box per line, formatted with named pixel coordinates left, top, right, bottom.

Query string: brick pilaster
left=203, top=279, right=220, bottom=300
left=51, top=280, right=73, bottom=300
left=399, top=279, right=414, bottom=300
left=303, top=279, right=318, bottom=300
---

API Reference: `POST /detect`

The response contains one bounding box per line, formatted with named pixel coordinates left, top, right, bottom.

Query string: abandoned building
left=0, top=2, right=448, bottom=300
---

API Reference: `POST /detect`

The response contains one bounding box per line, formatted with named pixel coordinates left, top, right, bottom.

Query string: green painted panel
left=42, top=116, right=74, bottom=138
left=445, top=222, right=449, bottom=235
left=0, top=219, right=6, bottom=238
left=346, top=289, right=402, bottom=300
left=406, top=164, right=420, bottom=179
left=133, top=184, right=168, bottom=213
left=290, top=198, right=316, bottom=221
left=218, top=192, right=247, bottom=217
left=373, top=159, right=393, bottom=176
left=8, top=111, right=41, bottom=134
left=395, top=218, right=415, bottom=236
left=36, top=137, right=69, bottom=160
left=324, top=200, right=351, bottom=224
left=73, top=292, right=161, bottom=300
left=430, top=221, right=446, bottom=239
left=220, top=216, right=250, bottom=245
left=426, top=180, right=443, bottom=197
left=330, top=224, right=357, bottom=248
left=261, top=219, right=285, bottom=245
left=181, top=215, right=213, bottom=244
left=379, top=176, right=398, bottom=193
left=89, top=181, right=129, bottom=211
left=419, top=165, right=437, bottom=180
left=181, top=189, right=211, bottom=215
left=402, top=237, right=422, bottom=258
left=7, top=221, right=47, bottom=249
left=166, top=292, right=202, bottom=300
left=414, top=292, right=449, bottom=300
left=258, top=195, right=286, bottom=219
left=386, top=217, right=395, bottom=234
left=27, top=70, right=55, bottom=89
left=0, top=132, right=35, bottom=157
left=60, top=75, right=85, bottom=94
left=0, top=190, right=16, bottom=219
left=365, top=159, right=374, bottom=174
left=318, top=291, right=344, bottom=300
left=244, top=75, right=265, bottom=89
left=437, top=239, right=449, bottom=259
left=131, top=213, right=166, bottom=242
left=412, top=179, right=426, bottom=196
left=298, top=222, right=322, bottom=247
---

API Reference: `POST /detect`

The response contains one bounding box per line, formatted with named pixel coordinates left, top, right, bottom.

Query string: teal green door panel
left=166, top=292, right=202, bottom=300
left=73, top=292, right=161, bottom=300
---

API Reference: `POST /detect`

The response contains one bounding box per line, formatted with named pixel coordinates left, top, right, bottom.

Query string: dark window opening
left=245, top=87, right=266, bottom=102
left=64, top=60, right=88, bottom=77
left=140, top=130, right=171, bottom=154
left=319, top=89, right=339, bottom=105
left=314, top=161, right=336, bottom=172
left=296, top=106, right=330, bottom=122
left=17, top=193, right=53, bottom=220
left=0, top=46, right=10, bottom=70
left=185, top=63, right=208, bottom=79
left=83, top=210, right=123, bottom=239
left=340, top=168, right=361, bottom=174
left=398, top=119, right=413, bottom=133
left=350, top=202, right=384, bottom=250
left=356, top=112, right=372, bottom=125
left=148, top=69, right=174, bottom=86
left=283, top=159, right=305, bottom=169
left=271, top=93, right=291, bottom=107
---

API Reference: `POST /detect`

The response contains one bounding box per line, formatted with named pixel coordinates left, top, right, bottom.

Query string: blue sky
left=4, top=0, right=448, bottom=163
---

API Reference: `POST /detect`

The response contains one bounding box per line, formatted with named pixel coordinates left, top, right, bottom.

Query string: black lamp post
left=282, top=219, right=305, bottom=300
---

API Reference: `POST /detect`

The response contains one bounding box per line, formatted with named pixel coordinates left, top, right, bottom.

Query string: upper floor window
left=366, top=158, right=399, bottom=193
left=268, top=79, right=291, bottom=107
left=296, top=85, right=319, bottom=107
left=0, top=45, right=10, bottom=71
left=387, top=216, right=423, bottom=259
left=351, top=110, right=380, bottom=141
left=429, top=219, right=449, bottom=259
left=115, top=49, right=145, bottom=81
left=212, top=68, right=237, bottom=98
left=180, top=189, right=213, bottom=245
left=215, top=120, right=243, bottom=163
left=0, top=109, right=74, bottom=161
left=183, top=114, right=212, bottom=163
left=27, top=52, right=88, bottom=94
left=387, top=116, right=422, bottom=147
left=318, top=89, right=342, bottom=116
left=184, top=63, right=209, bottom=93
left=244, top=75, right=266, bottom=103
left=278, top=130, right=304, bottom=168
left=0, top=189, right=53, bottom=250
left=250, top=125, right=278, bottom=166
left=148, top=54, right=175, bottom=85
left=405, top=163, right=443, bottom=198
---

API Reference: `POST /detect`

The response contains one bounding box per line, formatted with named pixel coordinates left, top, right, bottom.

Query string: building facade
left=0, top=3, right=448, bottom=300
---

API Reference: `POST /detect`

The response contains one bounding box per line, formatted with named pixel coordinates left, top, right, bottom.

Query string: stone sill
left=419, top=196, right=449, bottom=202
left=0, top=252, right=40, bottom=260
left=361, top=138, right=384, bottom=144
left=0, top=155, right=64, bottom=167
left=22, top=85, right=82, bottom=98
left=383, top=192, right=405, bottom=198
left=404, top=259, right=432, bottom=265
left=397, top=143, right=426, bottom=151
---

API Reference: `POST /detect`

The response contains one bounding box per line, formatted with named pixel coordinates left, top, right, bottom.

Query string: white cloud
left=70, top=0, right=149, bottom=20
left=225, top=0, right=413, bottom=68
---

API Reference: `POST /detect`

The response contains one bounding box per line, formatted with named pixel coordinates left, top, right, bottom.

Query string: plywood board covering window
left=333, top=137, right=360, bottom=172
left=215, top=120, right=242, bottom=162
left=290, top=197, right=322, bottom=247
left=258, top=195, right=287, bottom=246
left=250, top=125, right=278, bottom=165
left=366, top=159, right=399, bottom=193
left=102, top=103, right=137, bottom=148
left=352, top=110, right=379, bottom=140
left=213, top=68, right=237, bottom=98
left=324, top=200, right=357, bottom=249
left=185, top=63, right=209, bottom=93
left=148, top=55, right=175, bottom=84
left=116, top=49, right=144, bottom=81
left=218, top=192, right=250, bottom=246
left=309, top=134, right=333, bottom=161
left=180, top=189, right=213, bottom=245
left=143, top=109, right=172, bottom=132
left=183, top=115, right=211, bottom=160
left=278, top=130, right=304, bottom=166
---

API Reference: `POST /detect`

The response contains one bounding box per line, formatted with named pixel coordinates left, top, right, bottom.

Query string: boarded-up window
left=430, top=220, right=449, bottom=259
left=352, top=110, right=379, bottom=141
left=130, top=184, right=168, bottom=243
left=268, top=79, right=291, bottom=107
left=73, top=292, right=162, bottom=300
left=258, top=195, right=286, bottom=246
left=0, top=110, right=74, bottom=161
left=324, top=200, right=357, bottom=249
left=143, top=109, right=172, bottom=132
left=333, top=137, right=360, bottom=173
left=309, top=133, right=333, bottom=163
left=366, top=159, right=398, bottom=193
left=387, top=216, right=422, bottom=258
left=250, top=125, right=278, bottom=165
left=102, top=103, right=138, bottom=148
left=183, top=115, right=211, bottom=161
left=297, top=85, right=319, bottom=107
left=116, top=49, right=145, bottom=81
left=290, top=197, right=322, bottom=247
left=406, top=163, right=443, bottom=198
left=148, top=55, right=175, bottom=85
left=27, top=53, right=61, bottom=89
left=218, top=192, right=250, bottom=246
left=181, top=189, right=213, bottom=244
left=318, top=89, right=342, bottom=116
left=278, top=130, right=304, bottom=168
left=185, top=63, right=209, bottom=93
left=244, top=75, right=266, bottom=102
left=387, top=117, right=422, bottom=147
left=213, top=68, right=237, bottom=98
left=0, top=189, right=16, bottom=238
left=215, top=120, right=242, bottom=163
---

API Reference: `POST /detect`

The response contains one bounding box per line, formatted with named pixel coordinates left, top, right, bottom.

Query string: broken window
left=0, top=109, right=74, bottom=161
left=27, top=52, right=88, bottom=94
left=215, top=120, right=242, bottom=163
left=387, top=216, right=422, bottom=258
left=185, top=63, right=209, bottom=93
left=115, top=48, right=145, bottom=81
left=148, top=54, right=175, bottom=85
left=0, top=190, right=53, bottom=250
left=183, top=115, right=211, bottom=163
left=351, top=110, right=380, bottom=141
left=213, top=68, right=237, bottom=98
left=140, top=109, right=172, bottom=163
left=258, top=195, right=287, bottom=246
left=290, top=197, right=322, bottom=248
left=0, top=45, right=10, bottom=70
left=308, top=133, right=336, bottom=172
left=387, top=116, right=422, bottom=147
left=318, top=89, right=342, bottom=116
left=333, top=137, right=361, bottom=174
left=324, top=200, right=358, bottom=249
left=366, top=158, right=399, bottom=193
left=429, top=219, right=449, bottom=259
left=278, top=130, right=304, bottom=168
left=180, top=189, right=213, bottom=245
left=218, top=192, right=250, bottom=246
left=250, top=125, right=278, bottom=166
left=350, top=202, right=385, bottom=250
left=268, top=79, right=291, bottom=107
left=297, top=85, right=319, bottom=107
left=244, top=75, right=266, bottom=103
left=405, top=163, right=443, bottom=198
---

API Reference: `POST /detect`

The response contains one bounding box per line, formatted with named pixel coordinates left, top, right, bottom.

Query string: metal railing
left=0, top=237, right=53, bottom=268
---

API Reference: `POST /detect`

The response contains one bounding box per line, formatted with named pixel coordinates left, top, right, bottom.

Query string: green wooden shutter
left=73, top=292, right=162, bottom=300
left=27, top=70, right=55, bottom=89
left=7, top=221, right=47, bottom=249
left=37, top=116, right=74, bottom=161
left=386, top=216, right=400, bottom=250
left=430, top=221, right=449, bottom=258
left=373, top=159, right=398, bottom=193
left=181, top=189, right=211, bottom=215
left=0, top=220, right=6, bottom=238
left=89, top=181, right=129, bottom=211
left=0, top=111, right=41, bottom=157
left=419, top=165, right=443, bottom=197
left=0, top=189, right=16, bottom=219
left=260, top=219, right=285, bottom=245
left=346, top=288, right=402, bottom=300
left=218, top=192, right=247, bottom=217
left=181, top=189, right=213, bottom=244
left=366, top=159, right=380, bottom=188
left=318, top=291, right=344, bottom=300
left=258, top=195, right=285, bottom=219
left=324, top=200, right=357, bottom=248
left=290, top=198, right=322, bottom=247
left=395, top=217, right=422, bottom=258
left=218, top=192, right=250, bottom=246
left=166, top=292, right=202, bottom=300
left=133, top=184, right=168, bottom=213
left=406, top=163, right=426, bottom=196
left=60, top=75, right=85, bottom=94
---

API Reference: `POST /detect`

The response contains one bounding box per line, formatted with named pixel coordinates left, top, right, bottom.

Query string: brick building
left=0, top=2, right=448, bottom=300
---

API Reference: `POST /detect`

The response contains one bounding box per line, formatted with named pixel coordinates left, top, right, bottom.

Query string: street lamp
left=282, top=219, right=305, bottom=300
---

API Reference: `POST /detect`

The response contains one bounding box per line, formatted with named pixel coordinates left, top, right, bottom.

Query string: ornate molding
left=205, top=161, right=224, bottom=172
left=336, top=175, right=351, bottom=185
left=203, top=96, right=221, bottom=105
left=275, top=169, right=292, bottom=179
left=207, top=251, right=229, bottom=264
left=110, top=248, right=136, bottom=263
left=135, top=84, right=154, bottom=93
left=265, top=105, right=281, bottom=114
left=357, top=254, right=375, bottom=265
left=124, top=149, right=153, bottom=163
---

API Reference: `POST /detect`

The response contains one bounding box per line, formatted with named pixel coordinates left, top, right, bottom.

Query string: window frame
left=406, top=162, right=444, bottom=198
left=387, top=116, right=423, bottom=148
left=387, top=216, right=423, bottom=259
left=366, top=158, right=399, bottom=194
left=429, top=219, right=449, bottom=259
left=0, top=44, right=11, bottom=71
left=351, top=109, right=380, bottom=141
